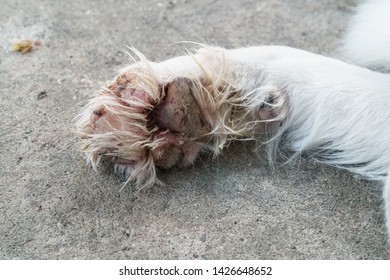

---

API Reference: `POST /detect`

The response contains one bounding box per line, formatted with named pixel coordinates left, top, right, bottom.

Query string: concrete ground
left=1, top=0, right=389, bottom=259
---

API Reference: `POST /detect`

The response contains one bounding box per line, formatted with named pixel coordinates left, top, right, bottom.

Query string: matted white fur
left=76, top=0, right=390, bottom=240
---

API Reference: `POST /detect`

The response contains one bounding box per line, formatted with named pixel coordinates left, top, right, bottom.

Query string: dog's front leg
left=75, top=46, right=288, bottom=187
left=76, top=45, right=390, bottom=188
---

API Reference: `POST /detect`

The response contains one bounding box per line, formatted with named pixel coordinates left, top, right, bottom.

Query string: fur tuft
left=341, top=0, right=390, bottom=71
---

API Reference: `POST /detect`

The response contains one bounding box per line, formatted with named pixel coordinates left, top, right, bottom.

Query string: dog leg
left=76, top=46, right=390, bottom=188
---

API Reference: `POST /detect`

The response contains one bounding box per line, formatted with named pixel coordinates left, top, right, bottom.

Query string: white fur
left=342, top=0, right=390, bottom=71
left=152, top=46, right=390, bottom=182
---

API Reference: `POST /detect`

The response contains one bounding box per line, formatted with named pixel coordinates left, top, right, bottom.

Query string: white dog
left=75, top=0, right=390, bottom=238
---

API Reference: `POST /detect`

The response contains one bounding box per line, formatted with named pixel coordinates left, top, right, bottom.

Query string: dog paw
left=75, top=63, right=212, bottom=187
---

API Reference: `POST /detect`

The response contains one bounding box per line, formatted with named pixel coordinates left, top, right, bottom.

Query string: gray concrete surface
left=1, top=0, right=389, bottom=259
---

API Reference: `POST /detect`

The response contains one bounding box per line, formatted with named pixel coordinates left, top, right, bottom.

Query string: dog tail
left=341, top=0, right=390, bottom=72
